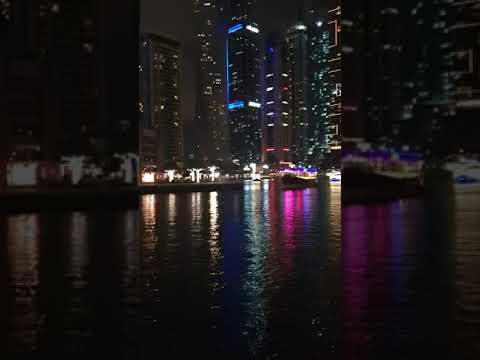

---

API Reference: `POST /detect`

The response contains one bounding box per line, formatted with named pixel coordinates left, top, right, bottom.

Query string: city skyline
left=141, top=0, right=327, bottom=156
left=142, top=0, right=334, bottom=171
left=2, top=1, right=480, bottom=360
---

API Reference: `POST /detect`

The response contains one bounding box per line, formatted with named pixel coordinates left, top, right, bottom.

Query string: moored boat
left=444, top=156, right=480, bottom=193
left=342, top=166, right=424, bottom=203
left=326, top=170, right=341, bottom=185
left=280, top=173, right=317, bottom=190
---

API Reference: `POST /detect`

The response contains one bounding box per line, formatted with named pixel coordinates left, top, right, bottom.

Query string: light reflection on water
left=138, top=182, right=340, bottom=359
left=3, top=184, right=478, bottom=359
left=342, top=191, right=480, bottom=360
left=1, top=183, right=340, bottom=359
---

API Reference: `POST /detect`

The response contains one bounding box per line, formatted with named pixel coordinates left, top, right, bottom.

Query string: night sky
left=141, top=0, right=326, bottom=153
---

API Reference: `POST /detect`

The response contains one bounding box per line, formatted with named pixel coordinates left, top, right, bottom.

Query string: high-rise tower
left=0, top=1, right=139, bottom=188
left=140, top=33, right=184, bottom=173
left=308, top=21, right=331, bottom=168
left=286, top=22, right=309, bottom=165
left=194, top=0, right=227, bottom=162
left=342, top=0, right=453, bottom=153
left=226, top=0, right=262, bottom=165
left=327, top=1, right=341, bottom=155
left=447, top=0, right=480, bottom=152
left=262, top=34, right=292, bottom=165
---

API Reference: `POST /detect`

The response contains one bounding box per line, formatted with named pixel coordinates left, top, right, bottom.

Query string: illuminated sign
left=248, top=101, right=261, bottom=108
left=228, top=24, right=244, bottom=34
left=228, top=101, right=245, bottom=110
left=246, top=25, right=259, bottom=33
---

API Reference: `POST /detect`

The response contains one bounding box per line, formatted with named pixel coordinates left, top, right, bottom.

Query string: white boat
left=445, top=157, right=480, bottom=192
left=326, top=170, right=341, bottom=185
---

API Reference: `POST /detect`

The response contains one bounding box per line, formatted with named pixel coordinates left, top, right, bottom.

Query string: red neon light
left=266, top=148, right=275, bottom=152
left=283, top=148, right=290, bottom=152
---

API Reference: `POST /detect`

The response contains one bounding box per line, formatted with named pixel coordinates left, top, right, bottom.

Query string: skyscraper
left=140, top=33, right=184, bottom=174
left=0, top=0, right=139, bottom=188
left=342, top=0, right=453, bottom=153
left=327, top=2, right=341, bottom=155
left=308, top=21, right=331, bottom=167
left=226, top=0, right=262, bottom=165
left=448, top=0, right=480, bottom=153
left=194, top=0, right=227, bottom=162
left=343, top=1, right=405, bottom=146
left=400, top=0, right=452, bottom=154
left=342, top=0, right=364, bottom=146
left=286, top=22, right=309, bottom=165
left=262, top=34, right=292, bottom=165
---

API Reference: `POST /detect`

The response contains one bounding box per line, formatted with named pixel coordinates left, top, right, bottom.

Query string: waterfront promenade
left=0, top=182, right=244, bottom=213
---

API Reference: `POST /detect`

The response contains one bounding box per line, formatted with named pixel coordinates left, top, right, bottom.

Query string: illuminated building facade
left=401, top=0, right=452, bottom=153
left=262, top=34, right=292, bottom=165
left=226, top=0, right=262, bottom=165
left=194, top=0, right=227, bottom=162
left=307, top=21, right=331, bottom=167
left=342, top=0, right=364, bottom=145
left=447, top=0, right=480, bottom=152
left=343, top=0, right=454, bottom=153
left=0, top=0, right=139, bottom=187
left=450, top=1, right=480, bottom=109
left=140, top=34, right=184, bottom=172
left=286, top=22, right=309, bottom=165
left=327, top=2, right=341, bottom=154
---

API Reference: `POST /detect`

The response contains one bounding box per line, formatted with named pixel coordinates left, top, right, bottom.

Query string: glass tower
left=226, top=0, right=262, bottom=165
left=194, top=0, right=227, bottom=162
left=308, top=22, right=331, bottom=168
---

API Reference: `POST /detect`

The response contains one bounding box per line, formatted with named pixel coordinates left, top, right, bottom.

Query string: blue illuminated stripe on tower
left=226, top=37, right=230, bottom=105
left=228, top=101, right=245, bottom=110
left=228, top=24, right=244, bottom=34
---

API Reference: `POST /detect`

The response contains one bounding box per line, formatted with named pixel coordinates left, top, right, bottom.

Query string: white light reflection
left=208, top=192, right=223, bottom=303
left=209, top=192, right=220, bottom=265
left=191, top=192, right=202, bottom=232
left=142, top=195, right=157, bottom=227
left=142, top=195, right=157, bottom=253
left=167, top=193, right=176, bottom=226
left=68, top=212, right=88, bottom=288
left=123, top=210, right=139, bottom=290
left=7, top=214, right=40, bottom=348
left=242, top=186, right=268, bottom=353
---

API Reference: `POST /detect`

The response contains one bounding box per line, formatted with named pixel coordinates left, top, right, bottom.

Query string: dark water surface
left=0, top=182, right=341, bottom=359
left=2, top=183, right=479, bottom=359
left=343, top=190, right=480, bottom=360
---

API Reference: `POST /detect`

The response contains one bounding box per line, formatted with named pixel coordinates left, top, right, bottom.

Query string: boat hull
left=342, top=167, right=423, bottom=203
left=280, top=175, right=317, bottom=190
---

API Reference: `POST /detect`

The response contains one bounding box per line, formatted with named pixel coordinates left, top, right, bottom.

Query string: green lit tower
left=308, top=21, right=331, bottom=168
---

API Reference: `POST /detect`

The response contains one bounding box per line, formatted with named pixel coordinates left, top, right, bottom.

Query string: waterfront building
left=194, top=0, right=228, bottom=162
left=226, top=0, right=262, bottom=165
left=326, top=1, right=341, bottom=156
left=308, top=21, right=331, bottom=168
left=447, top=0, right=480, bottom=153
left=140, top=33, right=184, bottom=175
left=0, top=0, right=139, bottom=187
left=342, top=0, right=453, bottom=155
left=262, top=34, right=292, bottom=165
left=285, top=22, right=310, bottom=165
